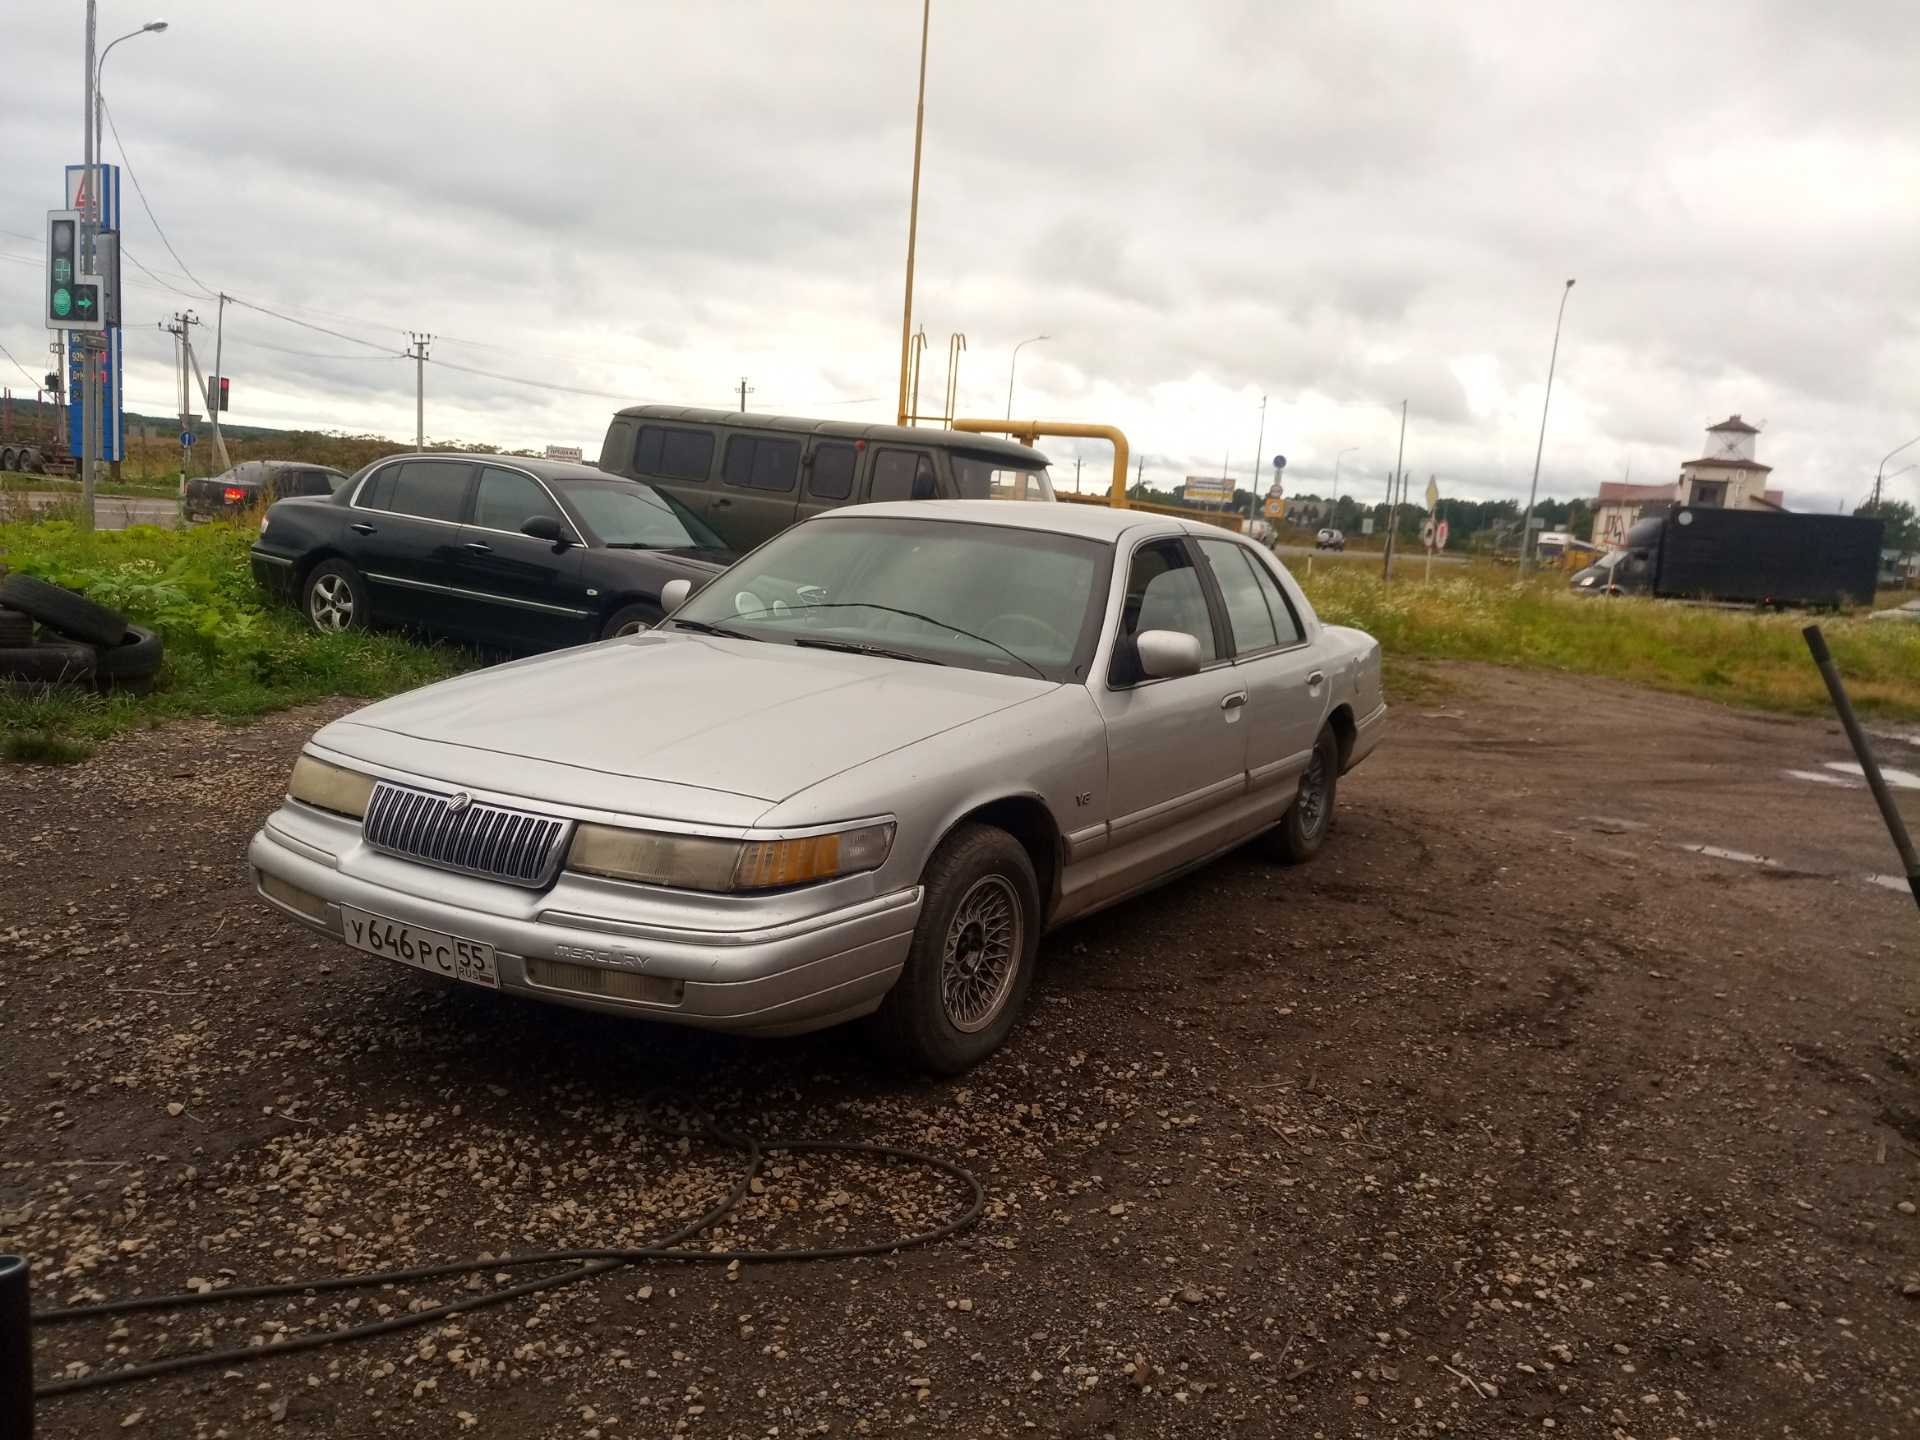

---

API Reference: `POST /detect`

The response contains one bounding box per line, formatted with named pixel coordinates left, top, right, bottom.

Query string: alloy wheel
left=940, top=875, right=1022, bottom=1033
left=310, top=574, right=355, bottom=632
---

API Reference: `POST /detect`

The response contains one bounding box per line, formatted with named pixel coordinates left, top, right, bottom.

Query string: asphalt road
left=20, top=491, right=180, bottom=529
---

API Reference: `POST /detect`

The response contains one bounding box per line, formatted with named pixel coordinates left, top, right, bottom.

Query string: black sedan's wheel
left=303, top=560, right=369, bottom=634
left=1259, top=721, right=1340, bottom=864
left=601, top=602, right=663, bottom=640
left=871, top=823, right=1040, bottom=1074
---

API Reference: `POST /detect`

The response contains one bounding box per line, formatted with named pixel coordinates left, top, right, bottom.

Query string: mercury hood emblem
left=446, top=791, right=473, bottom=814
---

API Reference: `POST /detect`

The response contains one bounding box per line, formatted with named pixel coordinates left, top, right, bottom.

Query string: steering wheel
left=981, top=613, right=1072, bottom=653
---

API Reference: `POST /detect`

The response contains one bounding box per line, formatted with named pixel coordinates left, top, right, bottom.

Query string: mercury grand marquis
left=251, top=500, right=1386, bottom=1071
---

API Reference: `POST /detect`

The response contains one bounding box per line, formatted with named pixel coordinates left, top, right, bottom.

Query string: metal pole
left=409, top=333, right=432, bottom=450
left=1005, top=334, right=1048, bottom=421
left=1870, top=433, right=1920, bottom=515
left=895, top=0, right=930, bottom=427
left=1518, top=278, right=1576, bottom=578
left=80, top=0, right=98, bottom=530
left=1803, top=625, right=1920, bottom=910
left=1249, top=395, right=1266, bottom=510
left=0, top=1253, right=33, bottom=1440
left=210, top=292, right=228, bottom=468
left=1332, top=446, right=1356, bottom=503
left=1382, top=400, right=1407, bottom=580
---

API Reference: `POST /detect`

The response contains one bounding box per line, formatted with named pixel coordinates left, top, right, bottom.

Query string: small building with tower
left=1591, top=415, right=1786, bottom=547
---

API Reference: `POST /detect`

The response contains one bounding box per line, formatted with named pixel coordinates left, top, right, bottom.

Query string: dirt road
left=3, top=662, right=1916, bottom=1439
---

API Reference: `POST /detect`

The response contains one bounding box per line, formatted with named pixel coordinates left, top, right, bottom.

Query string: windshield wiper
left=799, top=603, right=1046, bottom=678
left=670, top=618, right=758, bottom=641
left=789, top=636, right=945, bottom=666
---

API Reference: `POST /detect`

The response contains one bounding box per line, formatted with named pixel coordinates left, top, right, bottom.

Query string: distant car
left=1315, top=528, right=1345, bottom=550
left=1569, top=551, right=1626, bottom=594
left=251, top=500, right=1386, bottom=1070
left=248, top=453, right=733, bottom=650
left=185, top=460, right=349, bottom=522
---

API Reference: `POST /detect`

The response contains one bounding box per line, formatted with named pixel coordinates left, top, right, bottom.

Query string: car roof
left=821, top=498, right=1249, bottom=543
left=614, top=406, right=1048, bottom=467
left=375, top=453, right=621, bottom=484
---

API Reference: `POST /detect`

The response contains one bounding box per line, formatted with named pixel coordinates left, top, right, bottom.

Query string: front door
left=1195, top=536, right=1327, bottom=823
left=345, top=458, right=476, bottom=632
left=448, top=466, right=592, bottom=649
left=710, top=433, right=801, bottom=549
left=794, top=439, right=862, bottom=526
left=1091, top=537, right=1249, bottom=903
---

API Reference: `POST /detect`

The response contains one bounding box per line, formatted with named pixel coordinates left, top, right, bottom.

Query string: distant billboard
left=546, top=444, right=584, bottom=462
left=1183, top=474, right=1234, bottom=502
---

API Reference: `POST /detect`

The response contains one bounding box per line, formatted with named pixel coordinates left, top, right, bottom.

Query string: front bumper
left=248, top=804, right=921, bottom=1037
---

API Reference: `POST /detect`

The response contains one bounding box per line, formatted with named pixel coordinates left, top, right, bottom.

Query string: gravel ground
left=3, top=661, right=1918, bottom=1439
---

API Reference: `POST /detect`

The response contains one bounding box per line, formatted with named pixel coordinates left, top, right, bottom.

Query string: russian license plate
left=341, top=906, right=497, bottom=989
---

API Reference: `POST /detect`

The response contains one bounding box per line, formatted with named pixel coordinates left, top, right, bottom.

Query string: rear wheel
left=870, top=824, right=1040, bottom=1074
left=303, top=560, right=369, bottom=634
left=1259, top=721, right=1340, bottom=864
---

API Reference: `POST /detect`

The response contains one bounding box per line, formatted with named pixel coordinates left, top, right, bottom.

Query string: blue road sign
left=1272, top=454, right=1287, bottom=470
left=180, top=430, right=196, bottom=448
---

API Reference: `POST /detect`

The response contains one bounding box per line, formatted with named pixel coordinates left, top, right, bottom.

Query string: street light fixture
left=1005, top=334, right=1049, bottom=420
left=1517, top=278, right=1576, bottom=579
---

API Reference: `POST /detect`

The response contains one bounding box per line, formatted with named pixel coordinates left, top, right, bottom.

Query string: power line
left=100, top=96, right=212, bottom=296
left=0, top=339, right=42, bottom=388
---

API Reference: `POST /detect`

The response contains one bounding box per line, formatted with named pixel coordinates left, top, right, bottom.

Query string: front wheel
left=1259, top=721, right=1340, bottom=864
left=870, top=824, right=1040, bottom=1073
left=303, top=560, right=369, bottom=634
left=601, top=602, right=663, bottom=640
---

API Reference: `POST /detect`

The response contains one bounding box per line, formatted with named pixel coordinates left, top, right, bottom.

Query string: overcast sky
left=4, top=0, right=1916, bottom=510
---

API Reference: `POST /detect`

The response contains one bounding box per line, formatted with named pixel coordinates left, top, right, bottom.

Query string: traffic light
left=45, top=210, right=104, bottom=331
left=208, top=376, right=230, bottom=412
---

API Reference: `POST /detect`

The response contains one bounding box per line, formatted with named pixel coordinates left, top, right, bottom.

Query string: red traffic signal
left=209, top=376, right=230, bottom=412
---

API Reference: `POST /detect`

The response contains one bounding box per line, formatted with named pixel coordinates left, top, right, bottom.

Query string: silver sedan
left=251, top=501, right=1385, bottom=1071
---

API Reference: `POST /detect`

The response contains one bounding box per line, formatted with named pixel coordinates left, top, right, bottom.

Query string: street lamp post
left=1005, top=334, right=1049, bottom=421
left=894, top=0, right=931, bottom=427
left=1870, top=434, right=1920, bottom=514
left=1518, top=278, right=1576, bottom=579
left=1331, top=446, right=1358, bottom=502
left=80, top=14, right=167, bottom=528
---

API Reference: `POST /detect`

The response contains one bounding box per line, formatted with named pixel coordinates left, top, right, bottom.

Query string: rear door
left=794, top=439, right=862, bottom=527
left=711, top=433, right=802, bottom=548
left=863, top=447, right=940, bottom=505
left=447, top=466, right=592, bottom=649
left=1195, top=536, right=1326, bottom=819
left=628, top=423, right=718, bottom=520
left=345, top=458, right=476, bottom=631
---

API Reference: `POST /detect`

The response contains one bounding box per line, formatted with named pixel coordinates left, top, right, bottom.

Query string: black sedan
left=249, top=454, right=732, bottom=650
left=186, top=460, right=349, bottom=521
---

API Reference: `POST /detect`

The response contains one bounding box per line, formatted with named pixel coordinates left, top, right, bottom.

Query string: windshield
left=950, top=454, right=1056, bottom=502
left=671, top=516, right=1108, bottom=681
left=553, top=478, right=727, bottom=552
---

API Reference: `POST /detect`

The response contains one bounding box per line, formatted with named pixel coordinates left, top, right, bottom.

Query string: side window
left=355, top=463, right=398, bottom=511
left=721, top=435, right=801, bottom=492
left=1111, top=540, right=1218, bottom=685
left=377, top=460, right=474, bottom=523
left=869, top=450, right=937, bottom=503
left=809, top=443, right=858, bottom=501
left=472, top=468, right=563, bottom=533
left=633, top=426, right=715, bottom=482
left=1197, top=538, right=1302, bottom=651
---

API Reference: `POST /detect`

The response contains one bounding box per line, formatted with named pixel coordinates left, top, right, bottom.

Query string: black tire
left=0, top=643, right=96, bottom=684
left=601, top=602, right=664, bottom=640
left=0, top=572, right=128, bottom=647
left=0, top=607, right=31, bottom=647
left=0, top=448, right=15, bottom=473
left=302, top=560, right=370, bottom=634
left=870, top=824, right=1041, bottom=1074
left=18, top=449, right=42, bottom=474
left=93, top=624, right=164, bottom=683
left=1258, top=722, right=1340, bottom=864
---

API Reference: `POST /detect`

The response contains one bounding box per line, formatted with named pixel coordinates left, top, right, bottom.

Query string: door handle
left=465, top=541, right=493, bottom=554
left=349, top=522, right=375, bottom=535
left=1307, top=670, right=1325, bottom=688
left=1221, top=691, right=1248, bottom=710
left=713, top=497, right=733, bottom=509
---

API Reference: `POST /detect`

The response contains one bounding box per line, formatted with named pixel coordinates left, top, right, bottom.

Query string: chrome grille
left=363, top=782, right=570, bottom=888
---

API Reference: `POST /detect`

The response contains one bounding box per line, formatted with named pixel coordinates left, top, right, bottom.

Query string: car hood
left=312, top=633, right=1055, bottom=823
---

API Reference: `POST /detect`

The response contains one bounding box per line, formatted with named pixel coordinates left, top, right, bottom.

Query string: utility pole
left=1518, top=279, right=1576, bottom=578
left=409, top=333, right=433, bottom=451
left=1871, top=434, right=1920, bottom=515
left=895, top=0, right=932, bottom=427
left=1382, top=399, right=1408, bottom=581
left=736, top=377, right=754, bottom=413
left=1250, top=395, right=1267, bottom=506
left=79, top=0, right=100, bottom=529
left=209, top=291, right=228, bottom=470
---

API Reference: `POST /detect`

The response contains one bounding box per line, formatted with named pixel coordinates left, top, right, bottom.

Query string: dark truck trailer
left=1577, top=507, right=1883, bottom=608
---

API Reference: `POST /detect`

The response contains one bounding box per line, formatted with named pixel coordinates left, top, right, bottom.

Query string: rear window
left=809, top=443, right=858, bottom=501
left=722, top=435, right=801, bottom=492
left=951, top=454, right=1055, bottom=502
left=363, top=460, right=473, bottom=522
left=870, top=450, right=937, bottom=503
left=633, top=426, right=715, bottom=482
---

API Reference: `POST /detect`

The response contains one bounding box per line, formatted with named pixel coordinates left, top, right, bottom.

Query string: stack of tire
left=0, top=572, right=164, bottom=691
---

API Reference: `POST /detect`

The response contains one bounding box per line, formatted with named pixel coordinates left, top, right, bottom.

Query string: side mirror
left=660, top=578, right=692, bottom=612
left=521, top=515, right=577, bottom=546
left=1134, top=629, right=1204, bottom=679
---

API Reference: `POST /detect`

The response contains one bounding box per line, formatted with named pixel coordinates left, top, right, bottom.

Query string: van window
left=809, top=443, right=858, bottom=501
left=951, top=454, right=1055, bottom=501
left=870, top=450, right=937, bottom=503
left=634, top=426, right=715, bottom=482
left=722, top=435, right=801, bottom=492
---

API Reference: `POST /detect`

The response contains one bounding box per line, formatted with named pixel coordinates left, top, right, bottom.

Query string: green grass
left=0, top=517, right=479, bottom=763
left=1287, top=557, right=1920, bottom=719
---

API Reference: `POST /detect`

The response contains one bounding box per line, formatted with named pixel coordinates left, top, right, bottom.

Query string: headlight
left=566, top=821, right=896, bottom=891
left=288, top=755, right=376, bottom=818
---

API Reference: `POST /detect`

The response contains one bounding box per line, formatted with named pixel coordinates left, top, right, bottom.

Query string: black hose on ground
left=1803, top=625, right=1920, bottom=911
left=29, top=1090, right=985, bottom=1401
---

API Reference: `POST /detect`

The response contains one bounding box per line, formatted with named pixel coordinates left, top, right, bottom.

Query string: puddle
left=1785, top=769, right=1861, bottom=788
left=1823, top=761, right=1920, bottom=789
left=1581, top=815, right=1648, bottom=833
left=1680, top=843, right=1781, bottom=868
left=1677, top=843, right=1913, bottom=897
left=1865, top=874, right=1916, bottom=894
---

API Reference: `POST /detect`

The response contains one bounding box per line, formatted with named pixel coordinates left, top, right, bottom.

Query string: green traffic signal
left=53, top=288, right=72, bottom=318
